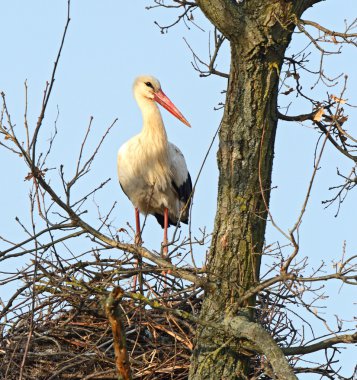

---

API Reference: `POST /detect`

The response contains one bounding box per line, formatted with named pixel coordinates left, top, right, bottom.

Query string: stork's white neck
left=136, top=96, right=168, bottom=145
left=132, top=91, right=171, bottom=189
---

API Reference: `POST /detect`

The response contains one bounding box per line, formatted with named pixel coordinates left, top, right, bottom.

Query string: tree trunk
left=189, top=1, right=316, bottom=378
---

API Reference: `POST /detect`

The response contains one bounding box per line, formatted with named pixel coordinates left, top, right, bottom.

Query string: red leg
left=134, top=207, right=142, bottom=245
left=133, top=208, right=142, bottom=291
left=161, top=207, right=171, bottom=279
left=163, top=207, right=169, bottom=257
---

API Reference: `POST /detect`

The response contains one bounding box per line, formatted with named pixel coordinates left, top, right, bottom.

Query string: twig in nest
left=105, top=288, right=132, bottom=380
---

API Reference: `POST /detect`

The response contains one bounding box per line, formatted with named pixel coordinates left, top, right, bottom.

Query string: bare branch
left=300, top=18, right=357, bottom=43
left=284, top=332, right=357, bottom=355
left=30, top=0, right=71, bottom=164
left=183, top=29, right=229, bottom=78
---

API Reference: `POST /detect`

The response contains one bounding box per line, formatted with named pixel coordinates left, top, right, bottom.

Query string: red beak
left=154, top=89, right=191, bottom=127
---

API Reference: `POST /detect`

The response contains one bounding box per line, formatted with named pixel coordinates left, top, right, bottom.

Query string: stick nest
left=0, top=289, right=200, bottom=380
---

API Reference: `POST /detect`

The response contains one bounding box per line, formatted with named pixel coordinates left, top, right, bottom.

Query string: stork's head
left=133, top=75, right=191, bottom=127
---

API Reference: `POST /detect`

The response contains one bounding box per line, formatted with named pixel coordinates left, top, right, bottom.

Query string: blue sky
left=0, top=1, right=356, bottom=378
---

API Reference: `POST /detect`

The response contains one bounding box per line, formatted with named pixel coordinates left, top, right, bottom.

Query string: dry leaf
left=331, top=94, right=346, bottom=104
left=282, top=87, right=294, bottom=96
left=339, top=116, right=348, bottom=125
left=286, top=72, right=300, bottom=80
left=24, top=168, right=47, bottom=181
left=331, top=35, right=338, bottom=44
left=24, top=173, right=34, bottom=181
left=313, top=107, right=325, bottom=122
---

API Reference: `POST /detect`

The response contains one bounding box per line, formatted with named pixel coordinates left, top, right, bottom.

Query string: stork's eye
left=145, top=81, right=154, bottom=89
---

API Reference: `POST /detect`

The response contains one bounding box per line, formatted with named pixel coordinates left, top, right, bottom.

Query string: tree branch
left=283, top=332, right=357, bottom=355
left=278, top=110, right=317, bottom=122
left=301, top=0, right=327, bottom=9
left=30, top=0, right=71, bottom=165
left=223, top=316, right=298, bottom=380
left=195, top=0, right=242, bottom=40
left=278, top=111, right=357, bottom=163
left=300, top=18, right=357, bottom=40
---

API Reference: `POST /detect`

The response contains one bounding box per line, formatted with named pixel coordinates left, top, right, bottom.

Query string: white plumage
left=117, top=75, right=192, bottom=250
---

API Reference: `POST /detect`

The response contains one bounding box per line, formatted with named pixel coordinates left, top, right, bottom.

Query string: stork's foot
left=161, top=242, right=172, bottom=276
left=134, top=233, right=143, bottom=246
left=162, top=242, right=168, bottom=258
left=132, top=256, right=142, bottom=292
left=132, top=208, right=143, bottom=292
left=132, top=235, right=143, bottom=292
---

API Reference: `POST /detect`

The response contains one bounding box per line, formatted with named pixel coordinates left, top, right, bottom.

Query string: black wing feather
left=171, top=171, right=192, bottom=224
left=154, top=213, right=176, bottom=228
left=172, top=172, right=192, bottom=203
left=154, top=172, right=193, bottom=228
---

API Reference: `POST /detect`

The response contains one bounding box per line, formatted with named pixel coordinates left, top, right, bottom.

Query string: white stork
left=117, top=75, right=192, bottom=256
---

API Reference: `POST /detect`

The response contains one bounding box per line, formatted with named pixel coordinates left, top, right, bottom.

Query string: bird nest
left=0, top=288, right=200, bottom=380
left=0, top=252, right=297, bottom=380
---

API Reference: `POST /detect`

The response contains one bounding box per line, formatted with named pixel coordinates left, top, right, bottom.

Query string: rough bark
left=189, top=1, right=319, bottom=379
